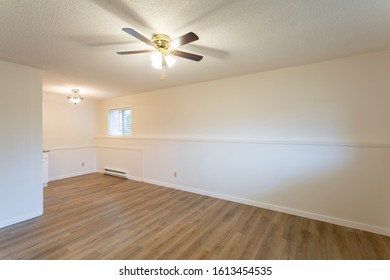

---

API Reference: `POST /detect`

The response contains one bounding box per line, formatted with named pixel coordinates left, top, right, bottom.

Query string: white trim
left=106, top=106, right=132, bottom=111
left=95, top=136, right=390, bottom=149
left=143, top=178, right=390, bottom=237
left=0, top=210, right=43, bottom=229
left=104, top=136, right=133, bottom=140
left=96, top=145, right=143, bottom=151
left=128, top=175, right=143, bottom=182
left=49, top=170, right=97, bottom=181
left=45, top=146, right=96, bottom=151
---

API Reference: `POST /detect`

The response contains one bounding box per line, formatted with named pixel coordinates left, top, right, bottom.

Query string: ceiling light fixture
left=150, top=34, right=176, bottom=80
left=67, top=89, right=83, bottom=105
left=150, top=50, right=176, bottom=78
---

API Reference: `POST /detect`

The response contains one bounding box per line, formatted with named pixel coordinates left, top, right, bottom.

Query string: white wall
left=43, top=93, right=98, bottom=180
left=0, top=60, right=43, bottom=228
left=97, top=50, right=390, bottom=236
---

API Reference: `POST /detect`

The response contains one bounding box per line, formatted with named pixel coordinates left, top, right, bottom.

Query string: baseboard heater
left=103, top=168, right=128, bottom=179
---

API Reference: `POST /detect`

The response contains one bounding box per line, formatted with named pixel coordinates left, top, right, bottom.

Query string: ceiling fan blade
left=170, top=32, right=199, bottom=49
left=172, top=50, right=203, bottom=61
left=122, top=28, right=154, bottom=47
left=117, top=50, right=154, bottom=55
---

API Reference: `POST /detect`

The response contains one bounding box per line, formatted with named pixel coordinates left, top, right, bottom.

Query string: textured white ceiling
left=1, top=0, right=390, bottom=99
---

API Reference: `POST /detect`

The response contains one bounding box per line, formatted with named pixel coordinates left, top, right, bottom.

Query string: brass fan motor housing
left=152, top=34, right=171, bottom=50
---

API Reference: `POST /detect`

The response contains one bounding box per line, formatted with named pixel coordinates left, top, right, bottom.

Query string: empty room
left=1, top=0, right=390, bottom=262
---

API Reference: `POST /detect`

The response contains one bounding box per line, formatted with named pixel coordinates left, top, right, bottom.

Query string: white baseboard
left=144, top=178, right=390, bottom=237
left=127, top=175, right=143, bottom=182
left=49, top=169, right=97, bottom=181
left=0, top=209, right=43, bottom=229
left=97, top=169, right=143, bottom=182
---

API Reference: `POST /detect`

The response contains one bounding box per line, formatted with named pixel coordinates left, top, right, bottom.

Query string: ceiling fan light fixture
left=67, top=89, right=83, bottom=105
left=150, top=51, right=176, bottom=69
left=150, top=51, right=163, bottom=69
left=165, top=54, right=176, bottom=68
left=118, top=28, right=203, bottom=80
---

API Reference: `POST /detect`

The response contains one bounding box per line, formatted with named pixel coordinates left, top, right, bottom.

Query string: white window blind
left=108, top=108, right=132, bottom=136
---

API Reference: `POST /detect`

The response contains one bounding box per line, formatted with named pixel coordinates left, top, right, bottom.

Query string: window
left=108, top=108, right=132, bottom=136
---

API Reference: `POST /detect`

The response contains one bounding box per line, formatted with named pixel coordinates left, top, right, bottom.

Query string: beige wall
left=97, top=50, right=390, bottom=235
left=43, top=93, right=98, bottom=180
left=98, top=50, right=390, bottom=144
left=0, top=60, right=43, bottom=228
left=43, top=92, right=98, bottom=148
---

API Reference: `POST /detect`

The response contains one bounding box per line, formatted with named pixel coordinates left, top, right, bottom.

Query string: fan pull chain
left=161, top=55, right=167, bottom=81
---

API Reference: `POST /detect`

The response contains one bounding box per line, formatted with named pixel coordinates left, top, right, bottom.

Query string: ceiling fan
left=117, top=28, right=203, bottom=80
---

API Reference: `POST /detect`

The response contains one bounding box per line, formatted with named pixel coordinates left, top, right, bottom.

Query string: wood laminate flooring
left=0, top=173, right=389, bottom=259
